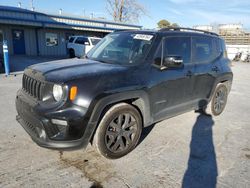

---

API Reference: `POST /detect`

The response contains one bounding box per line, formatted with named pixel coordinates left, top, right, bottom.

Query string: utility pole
left=31, top=0, right=35, bottom=11
left=83, top=9, right=86, bottom=17
left=90, top=12, right=94, bottom=19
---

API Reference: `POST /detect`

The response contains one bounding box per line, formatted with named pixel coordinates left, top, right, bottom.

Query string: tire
left=69, top=49, right=75, bottom=58
left=202, top=83, right=228, bottom=116
left=93, top=103, right=142, bottom=159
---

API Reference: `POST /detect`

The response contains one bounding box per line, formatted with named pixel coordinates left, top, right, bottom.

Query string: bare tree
left=106, top=0, right=147, bottom=23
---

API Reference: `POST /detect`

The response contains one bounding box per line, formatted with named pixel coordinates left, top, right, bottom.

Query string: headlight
left=53, top=84, right=63, bottom=102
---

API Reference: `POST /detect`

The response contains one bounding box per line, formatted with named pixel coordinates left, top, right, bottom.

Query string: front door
left=149, top=36, right=195, bottom=121
left=12, top=29, right=26, bottom=55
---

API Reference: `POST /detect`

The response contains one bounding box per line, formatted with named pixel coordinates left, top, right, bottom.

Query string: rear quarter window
left=220, top=39, right=228, bottom=58
left=68, top=37, right=75, bottom=43
left=192, top=37, right=214, bottom=63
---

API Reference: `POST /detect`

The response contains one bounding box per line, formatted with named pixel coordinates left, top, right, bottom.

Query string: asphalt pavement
left=0, top=62, right=249, bottom=188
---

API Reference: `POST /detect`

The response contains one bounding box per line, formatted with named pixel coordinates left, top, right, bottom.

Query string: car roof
left=114, top=27, right=221, bottom=39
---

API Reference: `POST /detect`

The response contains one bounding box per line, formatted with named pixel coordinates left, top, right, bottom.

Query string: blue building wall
left=0, top=6, right=141, bottom=56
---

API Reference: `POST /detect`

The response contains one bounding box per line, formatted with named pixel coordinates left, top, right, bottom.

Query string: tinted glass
left=213, top=38, right=222, bottom=57
left=220, top=39, right=228, bottom=58
left=164, top=37, right=191, bottom=64
left=193, top=37, right=213, bottom=63
left=75, top=37, right=88, bottom=45
left=68, top=37, right=75, bottom=43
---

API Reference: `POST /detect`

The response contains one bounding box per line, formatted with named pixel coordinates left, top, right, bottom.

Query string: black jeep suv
left=16, top=28, right=233, bottom=159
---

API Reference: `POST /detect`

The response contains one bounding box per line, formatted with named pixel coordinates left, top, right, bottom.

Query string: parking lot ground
left=0, top=62, right=249, bottom=188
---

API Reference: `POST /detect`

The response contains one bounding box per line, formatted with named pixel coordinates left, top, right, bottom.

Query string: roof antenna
left=59, top=9, right=62, bottom=15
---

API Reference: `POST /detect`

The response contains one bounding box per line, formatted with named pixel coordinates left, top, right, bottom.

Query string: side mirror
left=163, top=56, right=184, bottom=68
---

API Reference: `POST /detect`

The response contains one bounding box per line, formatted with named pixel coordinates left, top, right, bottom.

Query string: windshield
left=90, top=38, right=101, bottom=45
left=87, top=32, right=154, bottom=64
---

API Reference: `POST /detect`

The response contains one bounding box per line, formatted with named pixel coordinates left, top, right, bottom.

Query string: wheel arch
left=87, top=90, right=153, bottom=143
left=209, top=73, right=233, bottom=101
left=90, top=91, right=152, bottom=127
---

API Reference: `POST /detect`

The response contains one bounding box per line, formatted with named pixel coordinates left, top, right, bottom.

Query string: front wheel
left=202, top=83, right=228, bottom=116
left=93, top=103, right=142, bottom=159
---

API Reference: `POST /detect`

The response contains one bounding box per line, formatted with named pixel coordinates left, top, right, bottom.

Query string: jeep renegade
left=16, top=28, right=233, bottom=159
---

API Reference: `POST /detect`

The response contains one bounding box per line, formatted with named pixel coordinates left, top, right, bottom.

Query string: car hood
left=27, top=58, right=129, bottom=83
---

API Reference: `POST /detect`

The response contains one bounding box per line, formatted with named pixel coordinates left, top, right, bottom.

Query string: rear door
left=74, top=37, right=88, bottom=57
left=149, top=36, right=196, bottom=121
left=192, top=36, right=221, bottom=106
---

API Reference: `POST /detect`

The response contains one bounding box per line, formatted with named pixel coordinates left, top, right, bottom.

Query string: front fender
left=81, top=90, right=153, bottom=144
left=89, top=90, right=152, bottom=127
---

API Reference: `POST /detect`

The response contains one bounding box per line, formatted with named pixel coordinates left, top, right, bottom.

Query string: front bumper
left=15, top=90, right=93, bottom=150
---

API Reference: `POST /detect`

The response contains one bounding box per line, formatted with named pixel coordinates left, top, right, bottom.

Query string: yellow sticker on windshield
left=133, top=34, right=153, bottom=41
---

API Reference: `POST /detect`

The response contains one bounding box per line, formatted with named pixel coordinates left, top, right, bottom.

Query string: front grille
left=22, top=74, right=43, bottom=100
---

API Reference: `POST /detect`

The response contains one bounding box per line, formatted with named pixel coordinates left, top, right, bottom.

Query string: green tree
left=171, top=23, right=179, bottom=27
left=157, top=19, right=171, bottom=28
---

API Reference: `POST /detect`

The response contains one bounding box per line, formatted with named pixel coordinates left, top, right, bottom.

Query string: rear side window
left=68, top=37, right=75, bottom=43
left=220, top=39, right=228, bottom=58
left=75, top=37, right=89, bottom=45
left=192, top=37, right=213, bottom=63
left=213, top=38, right=222, bottom=57
left=164, top=37, right=191, bottom=64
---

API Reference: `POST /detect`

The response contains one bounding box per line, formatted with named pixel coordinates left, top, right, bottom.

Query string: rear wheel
left=93, top=103, right=142, bottom=159
left=202, top=83, right=228, bottom=116
left=69, top=49, right=75, bottom=58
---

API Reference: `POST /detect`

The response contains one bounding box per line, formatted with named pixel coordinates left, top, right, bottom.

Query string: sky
left=0, top=0, right=250, bottom=29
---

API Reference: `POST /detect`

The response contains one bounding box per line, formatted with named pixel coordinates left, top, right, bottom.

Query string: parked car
left=67, top=36, right=101, bottom=58
left=16, top=28, right=233, bottom=159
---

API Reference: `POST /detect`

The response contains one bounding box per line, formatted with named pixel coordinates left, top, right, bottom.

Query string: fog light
left=35, top=127, right=46, bottom=139
left=51, top=119, right=68, bottom=126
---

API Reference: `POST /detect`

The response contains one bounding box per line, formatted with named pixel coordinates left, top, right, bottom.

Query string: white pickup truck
left=67, top=36, right=101, bottom=58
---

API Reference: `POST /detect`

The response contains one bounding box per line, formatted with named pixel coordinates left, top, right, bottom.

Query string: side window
left=192, top=37, right=213, bottom=63
left=220, top=39, right=228, bottom=58
left=68, top=37, right=75, bottom=43
left=75, top=37, right=88, bottom=45
left=164, top=37, right=191, bottom=64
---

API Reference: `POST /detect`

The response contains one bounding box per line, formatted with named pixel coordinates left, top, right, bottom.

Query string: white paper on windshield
left=133, top=34, right=153, bottom=41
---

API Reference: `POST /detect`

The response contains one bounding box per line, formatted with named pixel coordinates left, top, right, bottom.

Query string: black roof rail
left=159, top=27, right=219, bottom=36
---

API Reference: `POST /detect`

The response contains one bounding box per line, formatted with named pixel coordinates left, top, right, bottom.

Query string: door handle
left=186, top=70, right=193, bottom=77
left=212, top=66, right=219, bottom=72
